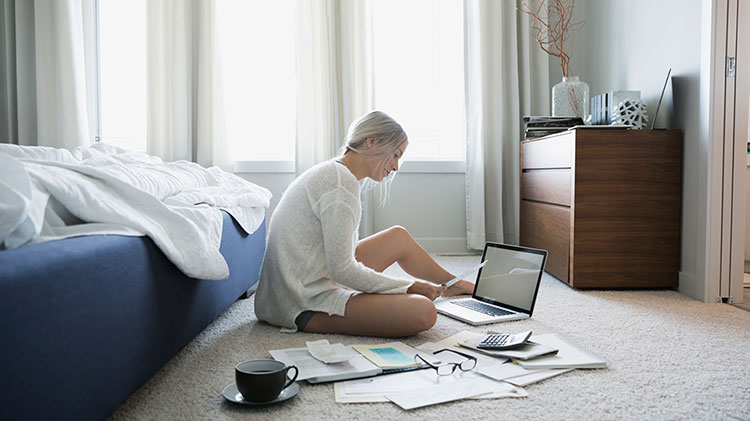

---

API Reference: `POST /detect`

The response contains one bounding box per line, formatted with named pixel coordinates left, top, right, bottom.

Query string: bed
left=0, top=211, right=266, bottom=420
left=0, top=143, right=270, bottom=420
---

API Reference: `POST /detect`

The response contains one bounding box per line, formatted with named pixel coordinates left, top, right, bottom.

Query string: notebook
left=434, top=242, right=547, bottom=325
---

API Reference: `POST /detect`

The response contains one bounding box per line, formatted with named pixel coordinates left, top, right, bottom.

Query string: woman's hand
left=443, top=279, right=474, bottom=297
left=407, top=280, right=446, bottom=301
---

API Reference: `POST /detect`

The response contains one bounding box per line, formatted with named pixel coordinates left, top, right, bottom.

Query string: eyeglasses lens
left=459, top=359, right=477, bottom=371
left=436, top=365, right=455, bottom=376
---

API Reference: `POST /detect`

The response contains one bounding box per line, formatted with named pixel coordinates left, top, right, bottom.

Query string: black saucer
left=222, top=382, right=300, bottom=406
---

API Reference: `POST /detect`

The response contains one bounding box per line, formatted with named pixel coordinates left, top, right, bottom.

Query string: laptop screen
left=473, top=243, right=547, bottom=314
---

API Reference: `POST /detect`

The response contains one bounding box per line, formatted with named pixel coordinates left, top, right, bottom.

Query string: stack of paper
left=269, top=330, right=607, bottom=411
left=434, top=331, right=606, bottom=386
left=269, top=341, right=435, bottom=384
left=269, top=348, right=382, bottom=384
left=334, top=367, right=527, bottom=407
left=512, top=333, right=607, bottom=369
left=475, top=363, right=573, bottom=386
left=459, top=336, right=559, bottom=360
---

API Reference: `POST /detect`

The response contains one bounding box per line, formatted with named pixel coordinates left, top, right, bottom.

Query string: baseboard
left=415, top=237, right=472, bottom=254
left=436, top=252, right=482, bottom=257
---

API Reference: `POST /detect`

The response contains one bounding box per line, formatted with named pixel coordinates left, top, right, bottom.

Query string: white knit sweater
left=254, top=160, right=414, bottom=330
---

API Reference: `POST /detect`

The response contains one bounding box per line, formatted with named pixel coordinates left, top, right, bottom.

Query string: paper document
left=477, top=362, right=533, bottom=380
left=503, top=368, right=573, bottom=387
left=416, top=342, right=508, bottom=370
left=306, top=340, right=359, bottom=364
left=432, top=330, right=572, bottom=387
left=512, top=334, right=607, bottom=369
left=476, top=362, right=573, bottom=386
left=334, top=382, right=389, bottom=403
left=386, top=377, right=493, bottom=410
left=335, top=368, right=526, bottom=404
left=445, top=260, right=488, bottom=288
left=351, top=342, right=425, bottom=369
left=269, top=348, right=380, bottom=383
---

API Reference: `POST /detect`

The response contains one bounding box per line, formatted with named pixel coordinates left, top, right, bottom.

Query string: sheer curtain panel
left=295, top=0, right=370, bottom=175
left=464, top=0, right=549, bottom=249
left=0, top=0, right=97, bottom=148
left=296, top=0, right=374, bottom=236
left=146, top=0, right=230, bottom=170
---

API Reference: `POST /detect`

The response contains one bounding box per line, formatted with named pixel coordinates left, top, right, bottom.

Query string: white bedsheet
left=0, top=143, right=272, bottom=280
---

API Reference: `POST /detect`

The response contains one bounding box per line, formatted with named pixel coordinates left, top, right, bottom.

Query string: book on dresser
left=518, top=128, right=683, bottom=288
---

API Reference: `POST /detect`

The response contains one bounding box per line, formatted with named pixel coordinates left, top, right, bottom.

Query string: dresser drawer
left=520, top=200, right=570, bottom=283
left=521, top=133, right=574, bottom=169
left=521, top=169, right=571, bottom=206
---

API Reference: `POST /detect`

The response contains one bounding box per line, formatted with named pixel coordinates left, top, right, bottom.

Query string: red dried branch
left=517, top=0, right=583, bottom=78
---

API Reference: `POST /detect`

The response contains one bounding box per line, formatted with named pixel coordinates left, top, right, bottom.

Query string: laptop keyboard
left=453, top=300, right=513, bottom=317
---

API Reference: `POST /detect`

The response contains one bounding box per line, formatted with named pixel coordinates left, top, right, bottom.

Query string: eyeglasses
left=414, top=348, right=477, bottom=376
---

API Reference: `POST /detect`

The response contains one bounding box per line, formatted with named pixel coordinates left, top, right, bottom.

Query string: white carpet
left=110, top=256, right=750, bottom=420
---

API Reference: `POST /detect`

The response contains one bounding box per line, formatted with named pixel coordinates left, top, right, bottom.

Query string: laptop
left=435, top=242, right=547, bottom=325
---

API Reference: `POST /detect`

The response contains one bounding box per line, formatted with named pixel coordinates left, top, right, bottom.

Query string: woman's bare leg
left=302, top=225, right=471, bottom=337
left=355, top=225, right=454, bottom=283
left=303, top=293, right=437, bottom=337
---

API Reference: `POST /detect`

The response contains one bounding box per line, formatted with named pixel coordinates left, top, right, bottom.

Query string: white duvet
left=0, top=143, right=272, bottom=280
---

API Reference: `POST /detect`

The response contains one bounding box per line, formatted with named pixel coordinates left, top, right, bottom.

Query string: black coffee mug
left=235, top=359, right=299, bottom=402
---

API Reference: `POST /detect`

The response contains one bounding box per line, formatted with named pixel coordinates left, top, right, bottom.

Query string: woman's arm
left=318, top=188, right=414, bottom=294
left=407, top=280, right=445, bottom=300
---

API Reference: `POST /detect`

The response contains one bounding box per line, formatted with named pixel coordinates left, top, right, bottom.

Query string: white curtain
left=296, top=0, right=375, bottom=237
left=0, top=0, right=97, bottom=148
left=464, top=0, right=549, bottom=249
left=295, top=0, right=370, bottom=175
left=146, top=0, right=230, bottom=170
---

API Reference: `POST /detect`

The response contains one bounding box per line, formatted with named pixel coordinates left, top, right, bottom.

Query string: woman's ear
left=365, top=137, right=375, bottom=149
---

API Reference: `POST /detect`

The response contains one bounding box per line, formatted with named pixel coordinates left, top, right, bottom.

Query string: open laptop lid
left=471, top=242, right=548, bottom=316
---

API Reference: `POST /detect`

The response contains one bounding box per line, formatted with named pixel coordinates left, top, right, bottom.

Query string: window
left=372, top=0, right=465, bottom=161
left=96, top=1, right=464, bottom=164
left=97, top=0, right=296, bottom=161
left=215, top=0, right=296, bottom=161
left=97, top=0, right=147, bottom=152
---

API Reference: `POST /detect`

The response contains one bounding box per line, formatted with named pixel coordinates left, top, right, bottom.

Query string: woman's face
left=369, top=141, right=408, bottom=182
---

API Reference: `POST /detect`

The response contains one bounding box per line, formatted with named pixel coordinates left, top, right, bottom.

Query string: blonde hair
left=340, top=111, right=407, bottom=206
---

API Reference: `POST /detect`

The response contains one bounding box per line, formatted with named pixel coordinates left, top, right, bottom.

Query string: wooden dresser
left=519, top=128, right=682, bottom=288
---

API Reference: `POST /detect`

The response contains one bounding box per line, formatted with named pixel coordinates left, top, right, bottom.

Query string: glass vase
left=552, top=76, right=590, bottom=119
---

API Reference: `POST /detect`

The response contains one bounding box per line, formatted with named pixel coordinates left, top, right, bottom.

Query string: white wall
left=567, top=0, right=705, bottom=300
left=370, top=172, right=469, bottom=253
left=548, top=1, right=587, bottom=89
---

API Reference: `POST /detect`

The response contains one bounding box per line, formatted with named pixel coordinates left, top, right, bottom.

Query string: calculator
left=476, top=331, right=533, bottom=350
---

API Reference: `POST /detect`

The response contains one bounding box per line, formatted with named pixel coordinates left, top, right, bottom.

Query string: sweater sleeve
left=317, top=187, right=414, bottom=294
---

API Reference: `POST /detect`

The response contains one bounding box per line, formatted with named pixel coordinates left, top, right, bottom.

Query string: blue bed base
left=0, top=212, right=265, bottom=420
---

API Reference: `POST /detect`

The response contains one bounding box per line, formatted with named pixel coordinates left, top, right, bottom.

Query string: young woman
left=254, top=111, right=473, bottom=337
